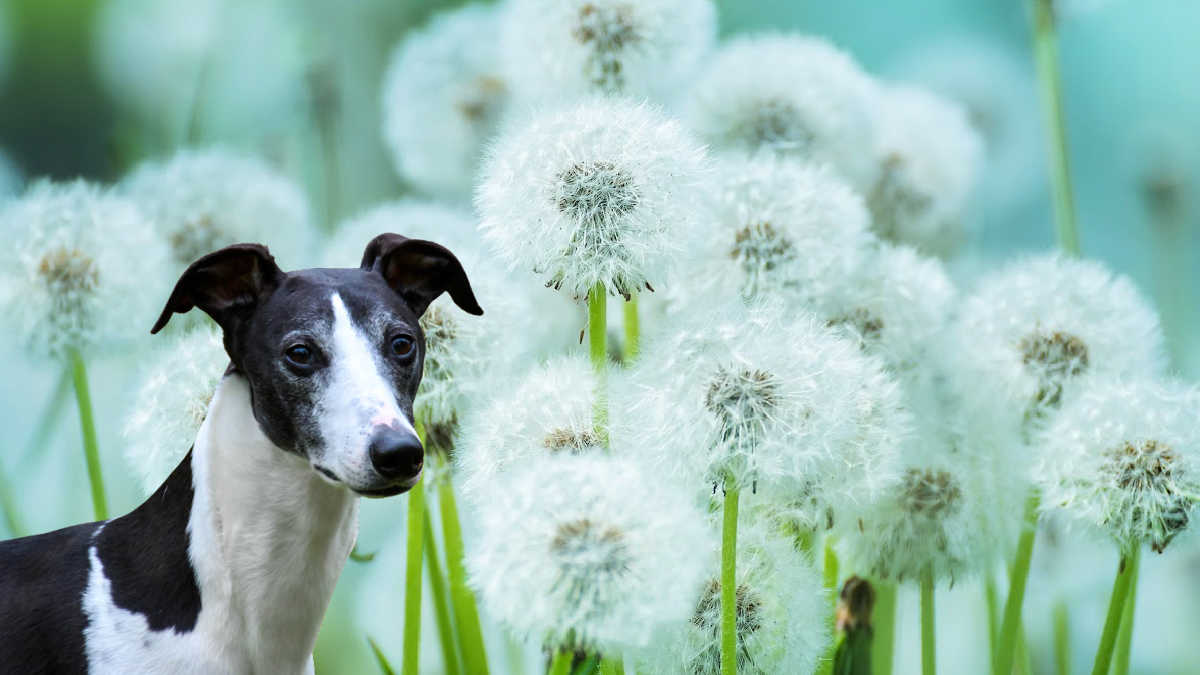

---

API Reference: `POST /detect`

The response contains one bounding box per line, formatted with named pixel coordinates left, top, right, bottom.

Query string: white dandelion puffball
left=500, top=0, right=715, bottom=104
left=468, top=453, right=711, bottom=652
left=477, top=98, right=707, bottom=299
left=124, top=326, right=228, bottom=494
left=382, top=3, right=508, bottom=200
left=456, top=355, right=601, bottom=503
left=1037, top=377, right=1200, bottom=554
left=640, top=523, right=826, bottom=675
left=0, top=180, right=170, bottom=359
left=121, top=148, right=314, bottom=272
left=947, top=254, right=1167, bottom=456
left=326, top=199, right=562, bottom=441
left=868, top=84, right=984, bottom=258
left=93, top=0, right=305, bottom=137
left=687, top=34, right=879, bottom=191
left=681, top=156, right=875, bottom=308
left=614, top=300, right=909, bottom=526
left=889, top=37, right=1042, bottom=217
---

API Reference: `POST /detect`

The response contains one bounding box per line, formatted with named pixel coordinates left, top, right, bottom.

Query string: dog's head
left=151, top=234, right=482, bottom=496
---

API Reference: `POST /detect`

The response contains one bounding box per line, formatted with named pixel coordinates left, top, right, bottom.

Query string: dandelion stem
left=1030, top=0, right=1081, bottom=256
left=622, top=293, right=639, bottom=365
left=69, top=349, right=107, bottom=521
left=423, top=507, right=462, bottom=675
left=439, top=481, right=490, bottom=674
left=984, top=572, right=999, bottom=658
left=1091, top=549, right=1138, bottom=675
left=818, top=540, right=841, bottom=675
left=588, top=282, right=608, bottom=437
left=1053, top=601, right=1070, bottom=675
left=1111, top=549, right=1140, bottom=675
left=720, top=484, right=740, bottom=675
left=402, top=418, right=428, bottom=675
left=0, top=459, right=25, bottom=538
left=573, top=654, right=600, bottom=675
left=995, top=490, right=1039, bottom=675
left=368, top=636, right=397, bottom=675
left=870, top=581, right=896, bottom=675
left=920, top=566, right=936, bottom=675
left=548, top=649, right=574, bottom=675
left=599, top=657, right=622, bottom=675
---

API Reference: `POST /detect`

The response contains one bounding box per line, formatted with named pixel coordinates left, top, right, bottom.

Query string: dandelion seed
left=687, top=34, right=879, bottom=190
left=123, top=325, right=227, bottom=493
left=382, top=3, right=509, bottom=200
left=467, top=454, right=710, bottom=653
left=1037, top=377, right=1200, bottom=554
left=121, top=148, right=314, bottom=272
left=500, top=0, right=715, bottom=104
left=867, top=85, right=983, bottom=258
left=477, top=98, right=707, bottom=299
left=0, top=180, right=170, bottom=359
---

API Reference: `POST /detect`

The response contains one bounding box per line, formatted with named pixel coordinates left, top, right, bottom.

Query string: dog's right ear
left=151, top=244, right=284, bottom=334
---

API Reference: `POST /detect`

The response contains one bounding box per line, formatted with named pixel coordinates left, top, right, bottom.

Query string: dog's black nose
left=369, top=428, right=424, bottom=480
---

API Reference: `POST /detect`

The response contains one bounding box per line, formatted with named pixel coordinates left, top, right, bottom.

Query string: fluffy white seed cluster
left=123, top=325, right=228, bottom=494
left=687, top=34, right=878, bottom=191
left=500, top=0, right=715, bottom=104
left=1037, top=377, right=1200, bottom=554
left=477, top=98, right=707, bottom=299
left=468, top=453, right=711, bottom=653
left=679, top=156, right=875, bottom=308
left=121, top=148, right=315, bottom=272
left=381, top=4, right=508, bottom=200
left=867, top=84, right=983, bottom=258
left=0, top=180, right=170, bottom=358
left=456, top=356, right=601, bottom=503
left=947, top=253, right=1167, bottom=459
left=615, top=300, right=909, bottom=527
left=640, top=522, right=826, bottom=675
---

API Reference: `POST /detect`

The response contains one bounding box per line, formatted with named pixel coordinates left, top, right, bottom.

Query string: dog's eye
left=285, top=344, right=314, bottom=366
left=390, top=335, right=415, bottom=358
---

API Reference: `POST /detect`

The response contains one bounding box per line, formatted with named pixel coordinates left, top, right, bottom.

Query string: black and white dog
left=0, top=234, right=482, bottom=674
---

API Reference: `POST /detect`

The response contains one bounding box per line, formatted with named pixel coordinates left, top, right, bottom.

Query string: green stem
left=587, top=282, right=608, bottom=438
left=818, top=540, right=840, bottom=675
left=1053, top=601, right=1070, bottom=675
left=995, top=490, right=1040, bottom=675
left=402, top=419, right=427, bottom=675
left=0, top=458, right=25, bottom=538
left=572, top=654, right=600, bottom=675
left=622, top=293, right=639, bottom=365
left=439, top=481, right=489, bottom=674
left=870, top=581, right=895, bottom=675
left=1091, top=550, right=1138, bottom=675
left=548, top=649, right=574, bottom=675
left=69, top=349, right=107, bottom=521
left=598, top=658, right=621, bottom=675
left=920, top=567, right=936, bottom=675
left=720, top=486, right=740, bottom=675
left=368, top=636, right=397, bottom=675
left=1031, top=0, right=1081, bottom=256
left=984, top=572, right=999, bottom=661
left=1111, top=549, right=1140, bottom=675
left=424, top=508, right=461, bottom=675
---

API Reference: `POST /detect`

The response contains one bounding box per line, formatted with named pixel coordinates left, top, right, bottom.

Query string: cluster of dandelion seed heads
left=0, top=180, right=170, bottom=359
left=1037, top=378, right=1200, bottom=554
left=468, top=454, right=710, bottom=652
left=121, top=148, right=314, bottom=271
left=382, top=3, right=508, bottom=200
left=124, top=325, right=228, bottom=493
left=477, top=98, right=706, bottom=299
left=687, top=34, right=878, bottom=190
left=500, top=0, right=715, bottom=104
left=867, top=84, right=983, bottom=258
left=640, top=522, right=825, bottom=675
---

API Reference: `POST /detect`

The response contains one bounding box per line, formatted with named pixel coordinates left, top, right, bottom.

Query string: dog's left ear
left=151, top=244, right=285, bottom=334
left=361, top=233, right=483, bottom=317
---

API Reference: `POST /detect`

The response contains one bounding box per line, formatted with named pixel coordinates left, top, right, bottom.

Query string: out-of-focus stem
left=870, top=582, right=896, bottom=675
left=401, top=419, right=428, bottom=675
left=69, top=349, right=107, bottom=521
left=995, top=490, right=1040, bottom=675
left=720, top=485, right=740, bottom=675
left=920, top=567, right=936, bottom=675
left=548, top=649, right=573, bottom=675
left=818, top=540, right=841, bottom=675
left=622, top=293, right=639, bottom=365
left=440, top=481, right=489, bottom=674
left=1031, top=0, right=1081, bottom=256
left=587, top=283, right=608, bottom=439
left=984, top=572, right=999, bottom=659
left=1091, top=550, right=1138, bottom=675
left=1112, top=550, right=1141, bottom=675
left=423, top=508, right=461, bottom=675
left=1053, top=601, right=1070, bottom=675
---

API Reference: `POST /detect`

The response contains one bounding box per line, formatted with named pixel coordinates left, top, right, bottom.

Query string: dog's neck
left=189, top=374, right=358, bottom=673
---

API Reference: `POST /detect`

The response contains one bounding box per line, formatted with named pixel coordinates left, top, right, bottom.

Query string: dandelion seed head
left=477, top=98, right=707, bottom=299
left=0, top=180, right=169, bottom=358
left=868, top=84, right=983, bottom=258
left=687, top=34, right=878, bottom=190
left=124, top=325, right=227, bottom=493
left=1037, top=377, right=1200, bottom=554
left=382, top=3, right=508, bottom=200
left=467, top=453, right=711, bottom=652
left=500, top=0, right=715, bottom=104
left=122, top=148, right=314, bottom=272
